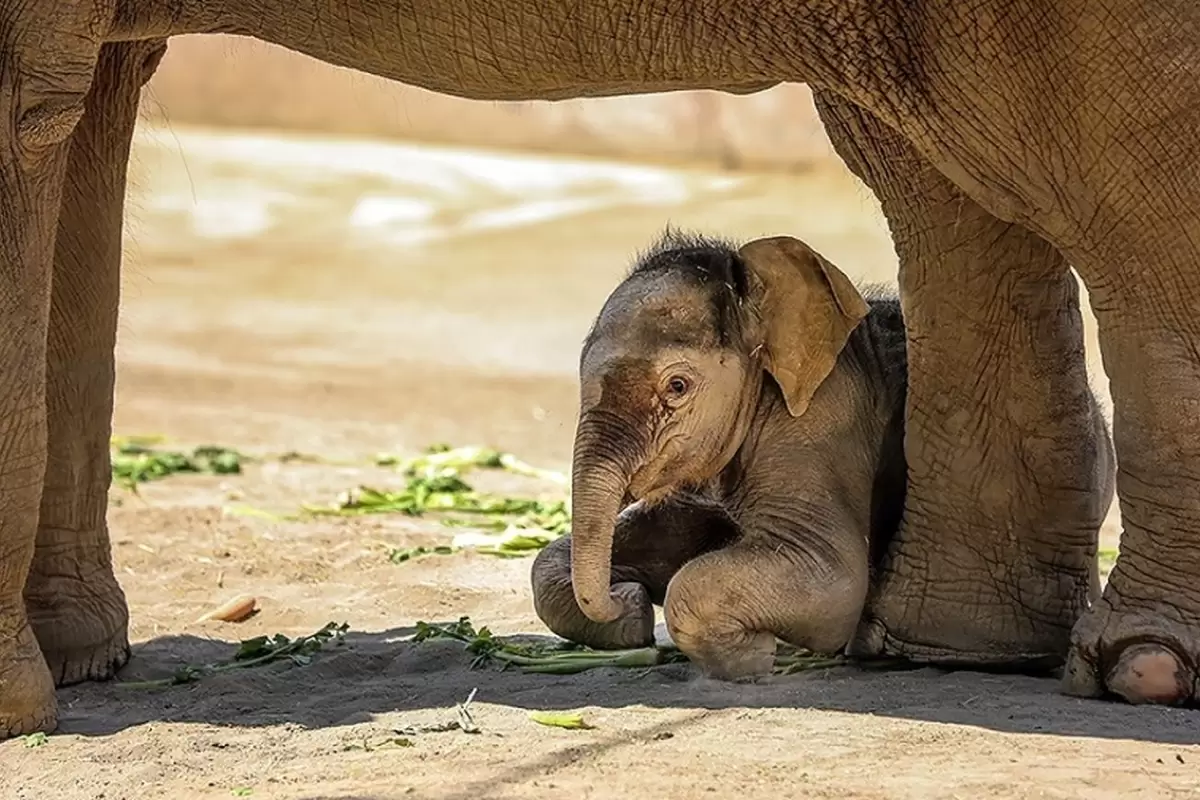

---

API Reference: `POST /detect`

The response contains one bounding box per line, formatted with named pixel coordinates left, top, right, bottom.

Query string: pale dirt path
left=3, top=123, right=1172, bottom=800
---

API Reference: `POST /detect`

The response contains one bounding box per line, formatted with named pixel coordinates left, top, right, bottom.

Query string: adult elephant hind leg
left=531, top=496, right=738, bottom=650
left=1062, top=221, right=1200, bottom=706
left=813, top=90, right=1114, bottom=667
left=23, top=40, right=168, bottom=687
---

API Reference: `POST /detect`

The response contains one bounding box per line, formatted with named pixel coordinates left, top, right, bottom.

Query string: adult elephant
left=3, top=0, right=1196, bottom=735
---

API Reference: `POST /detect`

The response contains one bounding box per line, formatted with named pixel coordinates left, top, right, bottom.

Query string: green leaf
left=231, top=788, right=253, bottom=797
left=117, top=622, right=350, bottom=690
left=110, top=438, right=244, bottom=490
left=22, top=732, right=48, bottom=748
left=388, top=544, right=459, bottom=564
left=529, top=711, right=594, bottom=730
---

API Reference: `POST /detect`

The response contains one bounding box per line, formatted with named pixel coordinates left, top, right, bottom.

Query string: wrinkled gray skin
left=532, top=232, right=914, bottom=679
left=1, top=0, right=1192, bottom=737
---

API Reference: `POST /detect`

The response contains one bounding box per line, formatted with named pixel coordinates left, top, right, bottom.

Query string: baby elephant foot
left=664, top=542, right=865, bottom=681
left=1063, top=593, right=1198, bottom=706
left=664, top=560, right=777, bottom=681
left=665, top=606, right=777, bottom=681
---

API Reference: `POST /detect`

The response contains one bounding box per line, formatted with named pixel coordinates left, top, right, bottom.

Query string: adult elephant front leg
left=813, top=91, right=1115, bottom=667
left=24, top=40, right=168, bottom=686
left=0, top=4, right=110, bottom=735
left=1061, top=171, right=1200, bottom=707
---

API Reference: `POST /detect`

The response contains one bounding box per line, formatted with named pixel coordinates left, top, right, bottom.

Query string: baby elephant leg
left=664, top=541, right=868, bottom=680
left=531, top=496, right=738, bottom=649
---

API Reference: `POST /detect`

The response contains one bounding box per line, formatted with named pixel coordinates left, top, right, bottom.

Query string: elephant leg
left=813, top=90, right=1115, bottom=667
left=662, top=538, right=867, bottom=681
left=0, top=5, right=110, bottom=736
left=1060, top=229, right=1200, bottom=706
left=531, top=496, right=738, bottom=650
left=22, top=41, right=167, bottom=687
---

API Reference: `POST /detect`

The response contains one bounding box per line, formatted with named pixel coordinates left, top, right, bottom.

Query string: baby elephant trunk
left=569, top=414, right=640, bottom=624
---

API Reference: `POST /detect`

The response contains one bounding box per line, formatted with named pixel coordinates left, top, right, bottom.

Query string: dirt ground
left=4, top=122, right=1195, bottom=800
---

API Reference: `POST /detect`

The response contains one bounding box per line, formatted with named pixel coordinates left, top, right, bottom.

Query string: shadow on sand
left=54, top=623, right=1200, bottom=750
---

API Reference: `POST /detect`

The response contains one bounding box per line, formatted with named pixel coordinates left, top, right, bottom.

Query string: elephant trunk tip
left=573, top=584, right=624, bottom=624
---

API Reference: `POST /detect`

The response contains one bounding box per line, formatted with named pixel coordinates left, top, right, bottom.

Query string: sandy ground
left=4, top=122, right=1194, bottom=800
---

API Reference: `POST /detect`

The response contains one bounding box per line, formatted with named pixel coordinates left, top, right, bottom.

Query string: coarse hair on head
left=624, top=226, right=752, bottom=347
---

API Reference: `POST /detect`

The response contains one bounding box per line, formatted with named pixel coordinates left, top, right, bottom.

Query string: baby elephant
left=530, top=231, right=909, bottom=680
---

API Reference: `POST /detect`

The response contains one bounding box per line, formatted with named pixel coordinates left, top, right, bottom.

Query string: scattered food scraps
left=412, top=616, right=905, bottom=676
left=305, top=445, right=572, bottom=561
left=195, top=595, right=259, bottom=624
left=529, top=711, right=594, bottom=730
left=120, top=438, right=575, bottom=563
left=117, top=622, right=349, bottom=689
left=413, top=616, right=682, bottom=674
left=342, top=737, right=413, bottom=752
left=111, top=436, right=243, bottom=491
left=455, top=688, right=481, bottom=734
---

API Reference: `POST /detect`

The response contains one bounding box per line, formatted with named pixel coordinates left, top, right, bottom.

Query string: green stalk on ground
left=117, top=622, right=349, bottom=689
left=304, top=444, right=572, bottom=562
left=114, top=437, right=574, bottom=561
left=412, top=617, right=679, bottom=674
left=111, top=435, right=244, bottom=491
left=411, top=616, right=895, bottom=676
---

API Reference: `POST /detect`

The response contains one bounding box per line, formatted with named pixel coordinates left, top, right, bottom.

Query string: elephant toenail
left=1107, top=643, right=1192, bottom=706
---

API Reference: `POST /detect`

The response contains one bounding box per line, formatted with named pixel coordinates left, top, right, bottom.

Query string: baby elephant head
left=570, top=231, right=869, bottom=623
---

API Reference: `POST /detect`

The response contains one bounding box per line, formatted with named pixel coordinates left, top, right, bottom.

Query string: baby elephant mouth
left=626, top=468, right=671, bottom=506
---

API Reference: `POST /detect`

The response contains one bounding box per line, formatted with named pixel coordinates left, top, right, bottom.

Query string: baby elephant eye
left=666, top=376, right=691, bottom=396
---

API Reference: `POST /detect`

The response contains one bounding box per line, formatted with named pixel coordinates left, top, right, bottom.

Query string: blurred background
left=117, top=34, right=1106, bottom=474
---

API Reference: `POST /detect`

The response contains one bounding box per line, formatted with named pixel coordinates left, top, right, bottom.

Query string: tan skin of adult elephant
left=531, top=232, right=921, bottom=679
left=2, top=0, right=1199, bottom=736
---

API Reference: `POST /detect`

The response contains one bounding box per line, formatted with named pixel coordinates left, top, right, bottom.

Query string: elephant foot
left=666, top=613, right=776, bottom=682
left=1062, top=594, right=1198, bottom=706
left=663, top=575, right=777, bottom=681
left=847, top=520, right=1088, bottom=671
left=0, top=618, right=58, bottom=738
left=26, top=574, right=131, bottom=686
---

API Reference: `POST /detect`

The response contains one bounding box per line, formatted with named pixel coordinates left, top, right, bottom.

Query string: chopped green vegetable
left=772, top=653, right=851, bottom=674
left=231, top=788, right=253, bottom=797
left=306, top=444, right=572, bottom=562
left=117, top=622, right=349, bottom=689
left=529, top=711, right=594, bottom=730
left=412, top=616, right=905, bottom=677
left=412, top=616, right=684, bottom=674
left=223, top=504, right=299, bottom=522
left=389, top=544, right=460, bottom=563
left=22, top=732, right=48, bottom=748
left=111, top=437, right=244, bottom=491
left=378, top=444, right=567, bottom=486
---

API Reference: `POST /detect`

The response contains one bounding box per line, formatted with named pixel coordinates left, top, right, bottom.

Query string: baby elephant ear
left=738, top=236, right=869, bottom=417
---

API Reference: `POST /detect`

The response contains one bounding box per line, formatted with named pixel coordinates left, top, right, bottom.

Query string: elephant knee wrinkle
left=16, top=101, right=86, bottom=154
